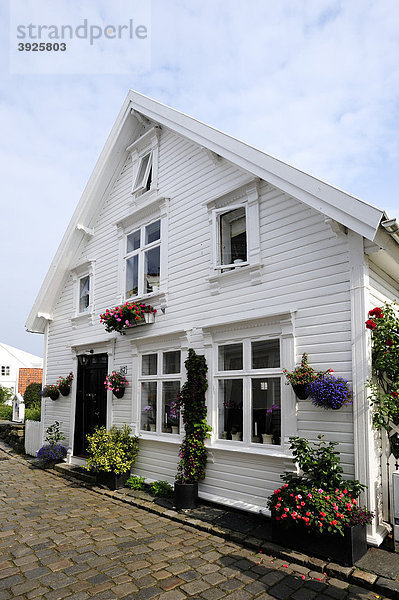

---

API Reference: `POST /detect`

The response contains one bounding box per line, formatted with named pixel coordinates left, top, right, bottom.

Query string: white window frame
left=215, top=337, right=282, bottom=447
left=206, top=181, right=262, bottom=292
left=116, top=197, right=169, bottom=304
left=70, top=260, right=95, bottom=324
left=1, top=366, right=10, bottom=376
left=138, top=348, right=183, bottom=437
left=78, top=274, right=91, bottom=314
left=127, top=126, right=160, bottom=199
left=124, top=218, right=161, bottom=300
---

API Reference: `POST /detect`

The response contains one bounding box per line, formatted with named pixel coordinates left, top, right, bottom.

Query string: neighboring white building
left=0, top=342, right=43, bottom=397
left=26, top=90, right=399, bottom=546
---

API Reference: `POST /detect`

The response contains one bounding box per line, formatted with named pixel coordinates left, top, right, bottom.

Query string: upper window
left=219, top=206, right=247, bottom=268
left=139, top=350, right=182, bottom=435
left=127, top=126, right=160, bottom=199
left=1, top=366, right=10, bottom=376
left=132, top=151, right=153, bottom=196
left=79, top=275, right=90, bottom=313
left=125, top=219, right=161, bottom=298
left=216, top=338, right=281, bottom=446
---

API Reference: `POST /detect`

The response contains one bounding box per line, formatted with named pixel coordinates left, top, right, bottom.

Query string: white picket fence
left=24, top=420, right=42, bottom=457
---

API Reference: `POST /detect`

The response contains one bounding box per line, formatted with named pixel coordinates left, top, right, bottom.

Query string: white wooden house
left=26, top=90, right=399, bottom=546
left=0, top=342, right=42, bottom=398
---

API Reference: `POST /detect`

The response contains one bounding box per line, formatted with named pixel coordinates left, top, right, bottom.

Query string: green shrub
left=0, top=405, right=13, bottom=420
left=126, top=475, right=146, bottom=490
left=148, top=480, right=173, bottom=498
left=25, top=405, right=41, bottom=422
left=0, top=385, right=12, bottom=405
left=86, top=424, right=139, bottom=475
left=23, top=383, right=42, bottom=408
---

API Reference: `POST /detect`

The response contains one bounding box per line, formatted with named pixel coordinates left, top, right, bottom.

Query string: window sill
left=207, top=262, right=263, bottom=294
left=139, top=432, right=181, bottom=443
left=124, top=290, right=167, bottom=310
left=70, top=312, right=93, bottom=329
left=208, top=440, right=288, bottom=459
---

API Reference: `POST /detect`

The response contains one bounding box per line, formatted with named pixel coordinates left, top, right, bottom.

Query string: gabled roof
left=0, top=343, right=43, bottom=367
left=26, top=90, right=391, bottom=334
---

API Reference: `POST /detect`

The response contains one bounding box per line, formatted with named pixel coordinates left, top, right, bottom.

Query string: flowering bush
left=175, top=349, right=211, bottom=484
left=85, top=424, right=139, bottom=474
left=366, top=302, right=399, bottom=438
left=37, top=444, right=67, bottom=463
left=100, top=302, right=156, bottom=334
left=104, top=372, right=129, bottom=394
left=309, top=375, right=352, bottom=409
left=267, top=436, right=373, bottom=536
left=283, top=353, right=331, bottom=385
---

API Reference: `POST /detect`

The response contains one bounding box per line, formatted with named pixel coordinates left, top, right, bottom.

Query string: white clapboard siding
left=24, top=420, right=42, bottom=457
left=43, top=126, right=357, bottom=510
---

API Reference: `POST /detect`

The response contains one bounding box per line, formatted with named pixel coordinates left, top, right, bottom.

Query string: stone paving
left=0, top=451, right=387, bottom=600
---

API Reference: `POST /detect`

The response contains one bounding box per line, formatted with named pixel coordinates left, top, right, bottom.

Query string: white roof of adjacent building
left=0, top=342, right=43, bottom=368
left=26, top=89, right=397, bottom=334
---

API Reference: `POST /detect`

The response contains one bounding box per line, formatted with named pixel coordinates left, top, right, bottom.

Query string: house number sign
left=120, top=365, right=128, bottom=375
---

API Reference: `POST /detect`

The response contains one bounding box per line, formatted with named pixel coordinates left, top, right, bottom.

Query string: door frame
left=68, top=339, right=115, bottom=463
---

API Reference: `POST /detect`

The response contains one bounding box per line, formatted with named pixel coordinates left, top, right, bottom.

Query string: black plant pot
left=48, top=391, right=60, bottom=401
left=59, top=386, right=70, bottom=397
left=174, top=482, right=198, bottom=510
left=113, top=388, right=125, bottom=399
left=292, top=383, right=310, bottom=400
left=97, top=470, right=130, bottom=490
left=271, top=519, right=367, bottom=566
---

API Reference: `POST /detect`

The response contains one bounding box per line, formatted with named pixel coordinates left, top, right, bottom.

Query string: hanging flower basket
left=309, top=375, right=352, bottom=410
left=56, top=372, right=73, bottom=396
left=283, top=354, right=332, bottom=400
left=292, top=383, right=310, bottom=400
left=104, top=371, right=129, bottom=398
left=100, top=302, right=156, bottom=334
left=41, top=385, right=60, bottom=401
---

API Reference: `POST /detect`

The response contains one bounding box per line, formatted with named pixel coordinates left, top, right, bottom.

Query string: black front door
left=73, top=353, right=108, bottom=456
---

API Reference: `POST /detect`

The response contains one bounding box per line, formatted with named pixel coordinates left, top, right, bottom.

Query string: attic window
left=133, top=152, right=153, bottom=194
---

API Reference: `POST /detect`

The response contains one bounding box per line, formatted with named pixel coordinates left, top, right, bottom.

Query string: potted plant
left=100, top=302, right=156, bottom=334
left=36, top=421, right=67, bottom=468
left=174, top=349, right=211, bottom=509
left=283, top=354, right=331, bottom=399
left=85, top=424, right=139, bottom=489
left=169, top=399, right=180, bottom=434
left=309, top=375, right=352, bottom=409
left=41, top=384, right=60, bottom=401
left=267, top=435, right=373, bottom=566
left=262, top=404, right=280, bottom=444
left=56, top=372, right=73, bottom=397
left=104, top=371, right=129, bottom=399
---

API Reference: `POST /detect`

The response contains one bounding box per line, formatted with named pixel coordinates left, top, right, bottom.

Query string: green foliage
left=175, top=349, right=210, bottom=484
left=283, top=353, right=329, bottom=385
left=86, top=425, right=139, bottom=475
left=0, top=385, right=13, bottom=405
left=45, top=422, right=65, bottom=446
left=25, top=405, right=41, bottom=422
left=126, top=475, right=146, bottom=490
left=366, top=303, right=399, bottom=434
left=267, top=436, right=373, bottom=536
left=0, top=404, right=12, bottom=420
left=23, top=382, right=42, bottom=408
left=148, top=480, right=173, bottom=498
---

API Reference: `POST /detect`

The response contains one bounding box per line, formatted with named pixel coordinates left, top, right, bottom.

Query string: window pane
left=252, top=378, right=281, bottom=444
left=142, top=354, right=157, bottom=376
left=145, top=220, right=161, bottom=244
left=79, top=276, right=90, bottom=313
left=127, top=229, right=140, bottom=253
left=141, top=381, right=157, bottom=431
left=252, top=340, right=280, bottom=369
left=220, top=207, right=247, bottom=265
left=163, top=351, right=181, bottom=374
left=162, top=381, right=180, bottom=433
left=126, top=255, right=138, bottom=298
left=218, top=379, right=243, bottom=441
left=145, top=246, right=160, bottom=293
left=218, top=344, right=243, bottom=371
left=135, top=153, right=151, bottom=188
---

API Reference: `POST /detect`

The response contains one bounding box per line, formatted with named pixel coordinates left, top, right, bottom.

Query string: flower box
left=271, top=519, right=367, bottom=566
left=100, top=302, right=156, bottom=334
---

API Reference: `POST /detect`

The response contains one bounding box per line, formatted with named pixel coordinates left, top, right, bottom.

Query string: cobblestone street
left=0, top=452, right=385, bottom=600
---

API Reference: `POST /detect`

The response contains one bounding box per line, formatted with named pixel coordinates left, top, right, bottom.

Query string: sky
left=1, top=0, right=399, bottom=358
